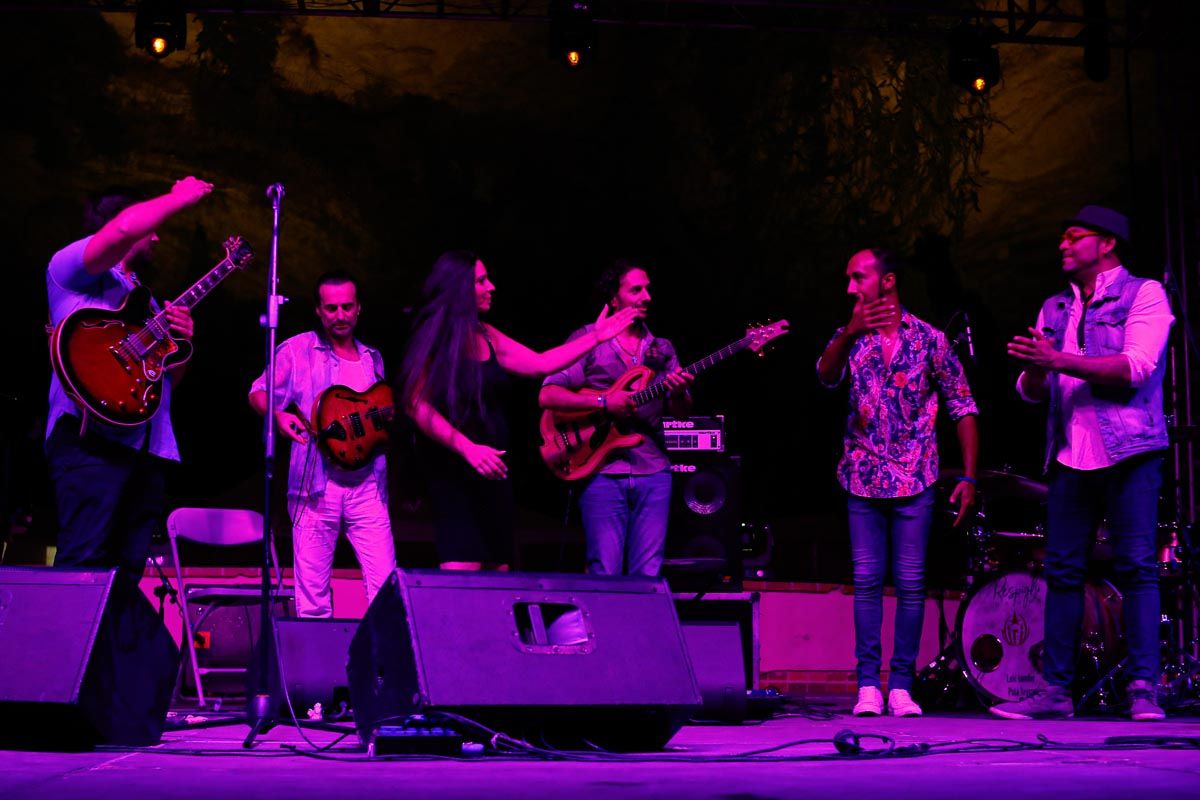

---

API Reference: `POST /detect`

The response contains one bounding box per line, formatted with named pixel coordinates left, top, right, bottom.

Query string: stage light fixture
left=948, top=25, right=1000, bottom=96
left=548, top=0, right=595, bottom=70
left=135, top=0, right=187, bottom=60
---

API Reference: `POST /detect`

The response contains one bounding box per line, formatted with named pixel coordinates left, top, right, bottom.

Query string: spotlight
left=948, top=25, right=1000, bottom=96
left=548, top=0, right=595, bottom=70
left=135, top=0, right=186, bottom=60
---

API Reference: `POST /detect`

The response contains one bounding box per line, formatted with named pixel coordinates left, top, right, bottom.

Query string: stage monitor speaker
left=247, top=617, right=357, bottom=720
left=348, top=569, right=701, bottom=752
left=0, top=567, right=180, bottom=750
left=664, top=453, right=743, bottom=592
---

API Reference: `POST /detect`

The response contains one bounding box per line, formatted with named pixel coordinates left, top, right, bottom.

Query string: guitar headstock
left=745, top=319, right=789, bottom=355
left=223, top=236, right=255, bottom=270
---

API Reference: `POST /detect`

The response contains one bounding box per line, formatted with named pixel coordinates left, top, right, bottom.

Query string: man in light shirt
left=994, top=205, right=1173, bottom=721
left=249, top=272, right=395, bottom=617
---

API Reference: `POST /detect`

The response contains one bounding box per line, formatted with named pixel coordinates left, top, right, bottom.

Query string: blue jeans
left=579, top=471, right=672, bottom=576
left=847, top=488, right=934, bottom=691
left=46, top=415, right=167, bottom=587
left=1044, top=453, right=1163, bottom=686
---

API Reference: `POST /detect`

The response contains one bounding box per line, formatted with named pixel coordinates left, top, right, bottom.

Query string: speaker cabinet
left=680, top=622, right=747, bottom=722
left=0, top=567, right=180, bottom=750
left=664, top=454, right=743, bottom=592
left=348, top=569, right=700, bottom=751
left=247, top=617, right=357, bottom=719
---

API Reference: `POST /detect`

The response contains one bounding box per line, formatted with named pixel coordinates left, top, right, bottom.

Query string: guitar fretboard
left=127, top=241, right=249, bottom=357
left=631, top=335, right=753, bottom=406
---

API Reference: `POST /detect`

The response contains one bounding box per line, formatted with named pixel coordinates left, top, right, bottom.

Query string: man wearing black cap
left=994, top=205, right=1173, bottom=721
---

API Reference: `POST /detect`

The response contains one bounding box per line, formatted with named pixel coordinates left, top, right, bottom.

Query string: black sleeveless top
left=422, top=336, right=510, bottom=473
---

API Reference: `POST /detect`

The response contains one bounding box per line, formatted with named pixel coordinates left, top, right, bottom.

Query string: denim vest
left=1039, top=269, right=1169, bottom=471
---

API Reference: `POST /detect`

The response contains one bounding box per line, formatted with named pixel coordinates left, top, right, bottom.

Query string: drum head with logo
left=957, top=570, right=1122, bottom=704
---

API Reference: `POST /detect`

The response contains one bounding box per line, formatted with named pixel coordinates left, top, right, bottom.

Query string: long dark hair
left=398, top=250, right=485, bottom=426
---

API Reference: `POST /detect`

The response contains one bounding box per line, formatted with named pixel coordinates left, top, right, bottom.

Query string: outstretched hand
left=171, top=176, right=213, bottom=207
left=593, top=305, right=641, bottom=342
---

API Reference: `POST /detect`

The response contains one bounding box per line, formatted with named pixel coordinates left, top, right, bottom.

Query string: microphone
left=266, top=183, right=286, bottom=203
left=962, top=311, right=976, bottom=363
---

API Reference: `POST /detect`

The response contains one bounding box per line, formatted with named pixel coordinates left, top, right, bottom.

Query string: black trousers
left=46, top=415, right=167, bottom=584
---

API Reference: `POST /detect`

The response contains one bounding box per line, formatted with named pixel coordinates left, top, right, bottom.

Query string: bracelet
left=958, top=476, right=977, bottom=485
left=597, top=395, right=607, bottom=411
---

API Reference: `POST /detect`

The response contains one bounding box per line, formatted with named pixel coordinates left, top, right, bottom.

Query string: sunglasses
left=1060, top=231, right=1103, bottom=245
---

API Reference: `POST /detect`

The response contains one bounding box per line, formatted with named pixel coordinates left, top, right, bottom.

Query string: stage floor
left=3, top=707, right=1200, bottom=799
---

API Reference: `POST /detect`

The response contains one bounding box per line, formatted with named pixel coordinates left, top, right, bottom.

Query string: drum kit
left=915, top=467, right=1200, bottom=713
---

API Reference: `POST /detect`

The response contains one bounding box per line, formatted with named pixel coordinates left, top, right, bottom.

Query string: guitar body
left=313, top=381, right=395, bottom=470
left=538, top=365, right=653, bottom=482
left=49, top=287, right=192, bottom=427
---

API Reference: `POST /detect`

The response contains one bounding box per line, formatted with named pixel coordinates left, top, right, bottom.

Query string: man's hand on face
left=847, top=293, right=896, bottom=338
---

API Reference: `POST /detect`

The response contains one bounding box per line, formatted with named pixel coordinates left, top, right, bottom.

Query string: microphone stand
left=242, top=182, right=288, bottom=745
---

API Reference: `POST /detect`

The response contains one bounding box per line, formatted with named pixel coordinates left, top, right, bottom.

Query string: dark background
left=0, top=8, right=1193, bottom=582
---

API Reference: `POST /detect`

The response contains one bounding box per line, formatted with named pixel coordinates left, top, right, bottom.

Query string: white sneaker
left=888, top=688, right=923, bottom=717
left=852, top=686, right=884, bottom=716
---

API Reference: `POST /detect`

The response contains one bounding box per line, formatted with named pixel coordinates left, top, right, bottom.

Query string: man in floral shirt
left=818, top=248, right=979, bottom=717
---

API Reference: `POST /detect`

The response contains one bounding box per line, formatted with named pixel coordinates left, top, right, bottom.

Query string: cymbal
left=940, top=468, right=1048, bottom=503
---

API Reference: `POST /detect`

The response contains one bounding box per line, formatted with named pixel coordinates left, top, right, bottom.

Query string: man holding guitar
left=46, top=177, right=210, bottom=584
left=539, top=260, right=694, bottom=577
left=249, top=271, right=396, bottom=618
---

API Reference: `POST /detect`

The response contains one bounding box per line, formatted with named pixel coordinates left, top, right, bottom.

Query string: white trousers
left=292, top=474, right=395, bottom=618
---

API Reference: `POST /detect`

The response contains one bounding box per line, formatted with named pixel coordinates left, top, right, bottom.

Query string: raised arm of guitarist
left=79, top=177, right=212, bottom=275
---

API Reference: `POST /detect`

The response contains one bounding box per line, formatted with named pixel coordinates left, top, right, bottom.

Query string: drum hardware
left=1075, top=520, right=1200, bottom=713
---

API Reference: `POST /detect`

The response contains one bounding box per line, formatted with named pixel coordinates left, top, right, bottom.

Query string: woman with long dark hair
left=399, top=250, right=638, bottom=570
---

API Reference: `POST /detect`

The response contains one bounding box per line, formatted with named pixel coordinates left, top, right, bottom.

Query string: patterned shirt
left=819, top=310, right=978, bottom=498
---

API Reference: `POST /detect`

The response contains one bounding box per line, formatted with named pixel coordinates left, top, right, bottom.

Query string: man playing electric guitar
left=539, top=260, right=693, bottom=577
left=249, top=271, right=396, bottom=618
left=46, top=177, right=211, bottom=587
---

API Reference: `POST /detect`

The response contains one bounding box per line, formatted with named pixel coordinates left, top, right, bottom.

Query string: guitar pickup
left=349, top=412, right=365, bottom=438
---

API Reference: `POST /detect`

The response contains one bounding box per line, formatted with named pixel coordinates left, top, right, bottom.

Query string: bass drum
left=956, top=571, right=1122, bottom=704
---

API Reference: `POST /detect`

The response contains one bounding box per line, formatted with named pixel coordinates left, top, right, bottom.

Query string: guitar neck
left=630, top=335, right=753, bottom=406
left=141, top=255, right=239, bottom=341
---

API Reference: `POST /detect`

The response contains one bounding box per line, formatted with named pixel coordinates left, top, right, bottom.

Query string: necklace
left=615, top=336, right=642, bottom=364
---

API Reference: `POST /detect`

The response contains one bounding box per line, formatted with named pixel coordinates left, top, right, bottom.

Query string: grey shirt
left=542, top=323, right=679, bottom=476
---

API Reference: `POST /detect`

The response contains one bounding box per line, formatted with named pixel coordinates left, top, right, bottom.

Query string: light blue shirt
left=249, top=331, right=387, bottom=513
left=46, top=235, right=180, bottom=461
